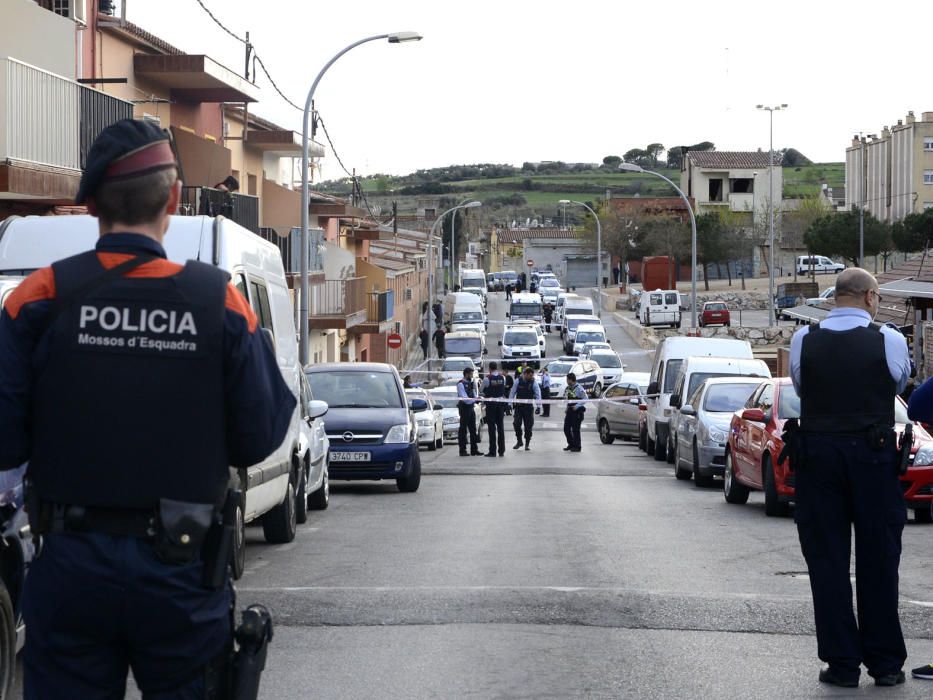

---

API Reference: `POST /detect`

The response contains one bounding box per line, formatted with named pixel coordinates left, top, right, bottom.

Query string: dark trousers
left=23, top=532, right=232, bottom=699
left=795, top=434, right=907, bottom=680
left=435, top=344, right=445, bottom=359
left=486, top=404, right=506, bottom=455
left=563, top=408, right=584, bottom=448
left=541, top=388, right=552, bottom=417
left=458, top=403, right=478, bottom=453
left=513, top=404, right=534, bottom=443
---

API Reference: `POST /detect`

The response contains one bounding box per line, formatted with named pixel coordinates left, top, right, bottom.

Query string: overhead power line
left=192, top=0, right=246, bottom=44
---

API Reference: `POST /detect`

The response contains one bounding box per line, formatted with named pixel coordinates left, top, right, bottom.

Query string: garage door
left=564, top=258, right=596, bottom=289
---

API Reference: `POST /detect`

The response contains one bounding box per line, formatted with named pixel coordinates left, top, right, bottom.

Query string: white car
left=439, top=356, right=478, bottom=383
left=571, top=323, right=608, bottom=356
left=406, top=388, right=444, bottom=450
left=509, top=319, right=547, bottom=355
left=428, top=386, right=484, bottom=444
left=297, top=372, right=330, bottom=518
left=806, top=287, right=835, bottom=306
left=588, top=349, right=624, bottom=386
left=578, top=341, right=612, bottom=360
left=500, top=324, right=543, bottom=369
left=796, top=255, right=845, bottom=275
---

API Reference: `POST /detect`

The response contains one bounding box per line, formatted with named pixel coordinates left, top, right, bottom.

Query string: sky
left=127, top=0, right=930, bottom=182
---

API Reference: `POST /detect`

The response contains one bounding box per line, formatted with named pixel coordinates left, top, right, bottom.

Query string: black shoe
left=912, top=663, right=933, bottom=680
left=459, top=451, right=469, bottom=457
left=499, top=452, right=505, bottom=457
left=874, top=671, right=905, bottom=687
left=818, top=667, right=859, bottom=688
left=570, top=447, right=581, bottom=452
left=513, top=441, right=523, bottom=449
left=525, top=444, right=530, bottom=451
left=470, top=451, right=482, bottom=456
left=563, top=446, right=572, bottom=451
left=485, top=452, right=496, bottom=458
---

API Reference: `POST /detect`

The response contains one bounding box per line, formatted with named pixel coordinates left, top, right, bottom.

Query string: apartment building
left=846, top=111, right=933, bottom=222
left=680, top=151, right=781, bottom=221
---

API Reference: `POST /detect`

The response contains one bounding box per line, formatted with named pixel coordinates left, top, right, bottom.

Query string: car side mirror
left=647, top=381, right=659, bottom=396
left=307, top=399, right=328, bottom=419
left=505, top=312, right=510, bottom=318
left=409, top=398, right=428, bottom=412
left=680, top=404, right=696, bottom=416
left=433, top=405, right=444, bottom=412
left=740, top=408, right=766, bottom=423
left=498, top=340, right=503, bottom=346
left=627, top=397, right=639, bottom=405
left=670, top=393, right=681, bottom=408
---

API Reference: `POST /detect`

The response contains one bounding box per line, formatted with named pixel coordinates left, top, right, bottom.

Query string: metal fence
left=0, top=57, right=131, bottom=170
left=179, top=186, right=259, bottom=233
left=310, top=277, right=366, bottom=317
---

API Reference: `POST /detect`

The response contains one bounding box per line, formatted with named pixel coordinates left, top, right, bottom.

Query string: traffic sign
left=387, top=333, right=403, bottom=349
left=526, top=259, right=534, bottom=267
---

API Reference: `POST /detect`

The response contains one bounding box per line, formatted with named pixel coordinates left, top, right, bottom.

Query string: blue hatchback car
left=304, top=363, right=422, bottom=492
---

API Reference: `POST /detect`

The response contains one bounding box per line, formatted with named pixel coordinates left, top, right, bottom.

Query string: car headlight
left=914, top=445, right=933, bottom=466
left=443, top=417, right=458, bottom=425
left=416, top=418, right=432, bottom=426
left=707, top=425, right=727, bottom=443
left=385, top=423, right=412, bottom=443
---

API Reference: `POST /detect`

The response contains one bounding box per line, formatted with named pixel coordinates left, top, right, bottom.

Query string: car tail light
left=638, top=404, right=647, bottom=411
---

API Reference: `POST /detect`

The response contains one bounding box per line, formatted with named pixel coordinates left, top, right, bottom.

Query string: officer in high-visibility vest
left=510, top=366, right=541, bottom=450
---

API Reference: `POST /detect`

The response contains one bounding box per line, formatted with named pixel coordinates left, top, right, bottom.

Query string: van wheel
left=295, top=459, right=308, bottom=525
left=598, top=419, right=615, bottom=444
left=0, top=580, right=14, bottom=699
left=723, top=451, right=749, bottom=504
left=654, top=435, right=667, bottom=462
left=646, top=433, right=655, bottom=456
left=308, top=464, right=329, bottom=510
left=231, top=495, right=246, bottom=580
left=263, top=469, right=298, bottom=544
left=397, top=451, right=422, bottom=493
left=763, top=456, right=789, bottom=517
left=639, top=424, right=647, bottom=452
left=914, top=507, right=933, bottom=524
left=693, top=443, right=714, bottom=487
left=666, top=437, right=676, bottom=464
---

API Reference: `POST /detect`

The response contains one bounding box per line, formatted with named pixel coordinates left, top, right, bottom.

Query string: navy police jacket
left=0, top=233, right=295, bottom=509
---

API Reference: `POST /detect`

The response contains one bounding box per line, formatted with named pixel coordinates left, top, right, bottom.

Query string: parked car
left=671, top=376, right=763, bottom=486
left=562, top=314, right=601, bottom=355
left=597, top=372, right=650, bottom=444
left=439, top=356, right=478, bottom=383
left=546, top=358, right=603, bottom=398
left=571, top=324, right=608, bottom=356
left=699, top=301, right=731, bottom=327
left=796, top=255, right=845, bottom=275
left=428, top=385, right=484, bottom=444
left=724, top=379, right=933, bottom=520
left=588, top=350, right=624, bottom=387
left=806, top=287, right=835, bottom=306
left=500, top=323, right=543, bottom=369
left=405, top=388, right=445, bottom=451
left=297, top=373, right=331, bottom=519
left=486, top=272, right=497, bottom=292
left=305, top=362, right=422, bottom=493
left=578, top=341, right=613, bottom=360
left=557, top=294, right=596, bottom=337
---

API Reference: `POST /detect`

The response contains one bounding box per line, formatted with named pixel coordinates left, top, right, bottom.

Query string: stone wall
left=613, top=311, right=794, bottom=351
left=618, top=290, right=773, bottom=311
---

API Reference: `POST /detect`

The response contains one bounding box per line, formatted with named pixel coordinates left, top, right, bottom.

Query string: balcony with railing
left=0, top=57, right=133, bottom=201
left=308, top=277, right=367, bottom=330
left=357, top=290, right=396, bottom=334
left=179, top=186, right=259, bottom=233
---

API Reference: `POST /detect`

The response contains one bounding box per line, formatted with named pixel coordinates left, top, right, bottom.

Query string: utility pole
left=859, top=135, right=865, bottom=268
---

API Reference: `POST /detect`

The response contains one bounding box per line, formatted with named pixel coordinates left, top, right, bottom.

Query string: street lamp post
left=618, top=163, right=699, bottom=327
left=559, top=199, right=602, bottom=317
left=427, top=202, right=482, bottom=359
left=757, top=104, right=788, bottom=327
left=298, top=31, right=422, bottom=365
left=450, top=196, right=474, bottom=290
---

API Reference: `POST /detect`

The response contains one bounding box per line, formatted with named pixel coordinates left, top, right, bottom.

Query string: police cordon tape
left=459, top=394, right=659, bottom=406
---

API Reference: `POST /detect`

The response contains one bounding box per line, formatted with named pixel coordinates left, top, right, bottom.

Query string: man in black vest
left=482, top=361, right=508, bottom=457
left=510, top=366, right=542, bottom=450
left=789, top=267, right=912, bottom=688
left=0, top=119, right=295, bottom=698
left=456, top=367, right=481, bottom=456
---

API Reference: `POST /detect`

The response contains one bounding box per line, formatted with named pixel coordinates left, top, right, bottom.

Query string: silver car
left=597, top=372, right=650, bottom=443
left=672, top=377, right=764, bottom=486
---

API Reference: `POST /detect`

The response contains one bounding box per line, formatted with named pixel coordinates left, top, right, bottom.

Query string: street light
left=559, top=199, right=603, bottom=317
left=618, top=162, right=699, bottom=327
left=756, top=104, right=788, bottom=327
left=450, top=196, right=474, bottom=289
left=298, top=31, right=423, bottom=365
left=427, top=201, right=482, bottom=358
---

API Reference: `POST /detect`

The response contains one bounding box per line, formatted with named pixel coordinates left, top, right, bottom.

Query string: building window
left=925, top=137, right=933, bottom=152
left=708, top=178, right=724, bottom=202
left=925, top=170, right=933, bottom=185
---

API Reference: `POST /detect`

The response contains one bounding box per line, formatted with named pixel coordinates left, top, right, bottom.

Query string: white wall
left=323, top=241, right=356, bottom=279
left=0, top=0, right=75, bottom=78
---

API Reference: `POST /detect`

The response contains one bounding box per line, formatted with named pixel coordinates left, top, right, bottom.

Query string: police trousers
left=564, top=409, right=584, bottom=449
left=795, top=434, right=907, bottom=680
left=541, top=388, right=552, bottom=417
left=458, top=403, right=478, bottom=452
left=23, top=532, right=232, bottom=699
left=485, top=404, right=506, bottom=455
left=513, top=404, right=534, bottom=443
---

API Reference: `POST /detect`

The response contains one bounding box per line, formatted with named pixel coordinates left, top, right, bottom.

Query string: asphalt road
left=127, top=291, right=933, bottom=698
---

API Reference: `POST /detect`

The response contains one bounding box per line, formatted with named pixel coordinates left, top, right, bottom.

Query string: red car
left=724, top=378, right=933, bottom=521
left=699, top=301, right=730, bottom=327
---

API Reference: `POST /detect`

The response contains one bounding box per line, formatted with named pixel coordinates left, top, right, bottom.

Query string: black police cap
left=76, top=119, right=178, bottom=204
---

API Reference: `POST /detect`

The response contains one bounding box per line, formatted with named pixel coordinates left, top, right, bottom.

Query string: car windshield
left=442, top=359, right=473, bottom=371
left=306, top=370, right=402, bottom=408
left=446, top=338, right=481, bottom=355
left=510, top=302, right=541, bottom=316
left=592, top=353, right=621, bottom=368
left=705, top=303, right=726, bottom=311
left=452, top=311, right=483, bottom=322
left=686, top=372, right=757, bottom=399
left=547, top=362, right=573, bottom=376
left=502, top=272, right=518, bottom=280
left=576, top=330, right=605, bottom=344
left=567, top=317, right=596, bottom=331
left=429, top=393, right=459, bottom=409
left=504, top=331, right=538, bottom=346
left=540, top=278, right=559, bottom=287
left=702, top=383, right=758, bottom=412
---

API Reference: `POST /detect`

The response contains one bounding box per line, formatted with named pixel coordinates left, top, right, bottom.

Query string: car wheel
left=914, top=507, right=933, bottom=524
left=231, top=493, right=246, bottom=580
left=723, top=450, right=750, bottom=504
left=397, top=451, right=422, bottom=493
left=295, top=458, right=308, bottom=525
left=666, top=436, right=675, bottom=464
left=435, top=436, right=443, bottom=449
left=646, top=433, right=656, bottom=456
left=262, top=468, right=298, bottom=543
left=725, top=321, right=731, bottom=327
left=593, top=383, right=602, bottom=398
left=693, top=443, right=714, bottom=487
left=639, top=424, right=647, bottom=452
left=763, top=455, right=789, bottom=517
left=308, top=463, right=329, bottom=510
left=654, top=433, right=667, bottom=462
left=0, top=579, right=14, bottom=699
left=674, top=440, right=691, bottom=480
left=598, top=418, right=615, bottom=444
left=427, top=435, right=437, bottom=451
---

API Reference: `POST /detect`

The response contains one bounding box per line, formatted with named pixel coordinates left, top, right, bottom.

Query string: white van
left=460, top=268, right=487, bottom=306
left=639, top=289, right=682, bottom=328
left=444, top=291, right=485, bottom=327
left=571, top=323, right=607, bottom=356
left=667, top=356, right=771, bottom=476
left=0, top=214, right=307, bottom=577
left=644, top=336, right=753, bottom=463
left=796, top=255, right=844, bottom=275
left=508, top=291, right=543, bottom=325
left=444, top=329, right=486, bottom=363
left=499, top=323, right=543, bottom=369
left=557, top=294, right=596, bottom=337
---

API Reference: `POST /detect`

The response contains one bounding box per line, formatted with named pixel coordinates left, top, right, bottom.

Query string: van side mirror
left=505, top=312, right=510, bottom=318
left=680, top=404, right=696, bottom=416
left=647, top=381, right=659, bottom=396
left=498, top=340, right=503, bottom=346
left=307, top=399, right=328, bottom=419
left=670, top=393, right=681, bottom=408
left=409, top=398, right=428, bottom=412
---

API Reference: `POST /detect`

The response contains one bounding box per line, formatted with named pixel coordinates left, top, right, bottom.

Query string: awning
left=134, top=54, right=260, bottom=103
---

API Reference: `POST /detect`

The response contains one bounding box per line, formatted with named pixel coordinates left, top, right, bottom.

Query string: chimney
left=852, top=135, right=861, bottom=147
left=923, top=112, right=933, bottom=123
left=907, top=111, right=916, bottom=124
left=896, top=119, right=903, bottom=127
left=882, top=126, right=891, bottom=139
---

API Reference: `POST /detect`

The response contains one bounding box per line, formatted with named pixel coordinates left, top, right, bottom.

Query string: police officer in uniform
left=563, top=372, right=587, bottom=452
left=540, top=367, right=552, bottom=417
left=789, top=268, right=911, bottom=688
left=510, top=366, right=542, bottom=450
left=482, top=361, right=508, bottom=457
left=0, top=119, right=295, bottom=698
left=456, top=367, right=481, bottom=456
